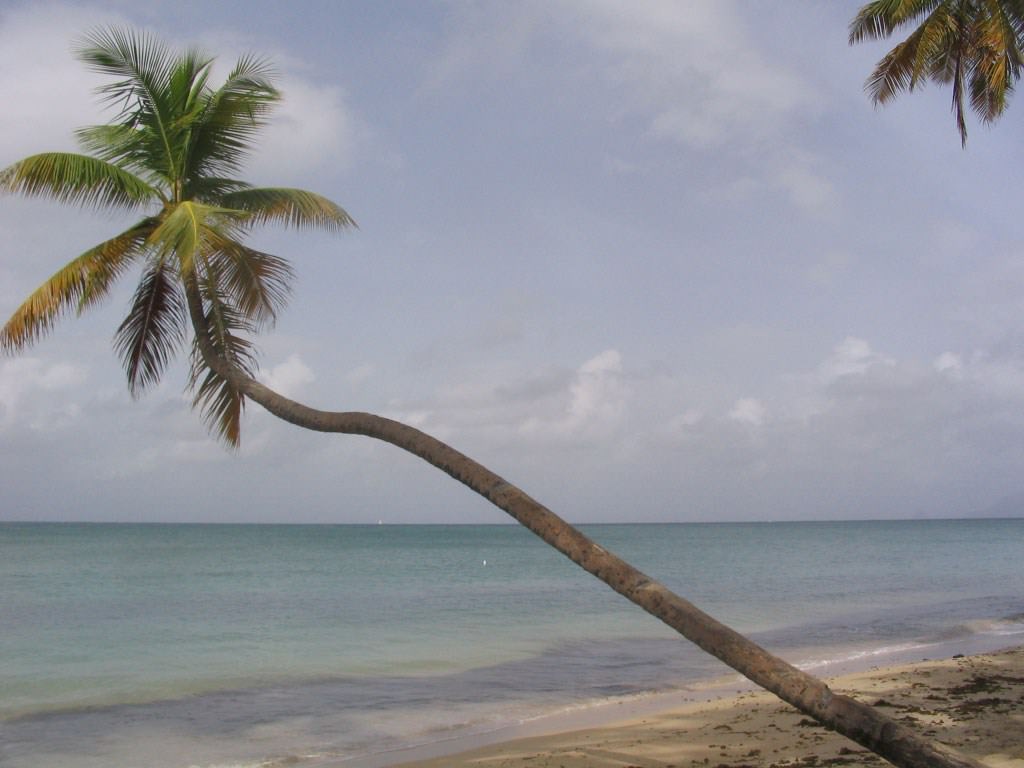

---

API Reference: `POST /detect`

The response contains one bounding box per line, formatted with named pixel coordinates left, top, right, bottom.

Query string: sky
left=1, top=1, right=1023, bottom=524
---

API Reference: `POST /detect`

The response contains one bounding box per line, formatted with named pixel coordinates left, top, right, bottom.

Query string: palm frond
left=114, top=262, right=186, bottom=396
left=190, top=363, right=245, bottom=446
left=186, top=176, right=254, bottom=200
left=219, top=187, right=356, bottom=231
left=184, top=54, right=280, bottom=179
left=75, top=27, right=216, bottom=189
left=75, top=124, right=141, bottom=165
left=849, top=0, right=943, bottom=43
left=148, top=200, right=248, bottom=276
left=78, top=217, right=160, bottom=310
left=75, top=27, right=180, bottom=112
left=853, top=0, right=1024, bottom=145
left=970, top=0, right=1024, bottom=121
left=188, top=280, right=259, bottom=446
left=1, top=221, right=153, bottom=352
left=6, top=26, right=356, bottom=447
left=864, top=3, right=954, bottom=103
left=205, top=239, right=294, bottom=327
left=0, top=152, right=160, bottom=209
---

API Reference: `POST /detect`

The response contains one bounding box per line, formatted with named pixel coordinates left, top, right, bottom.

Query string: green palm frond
left=114, top=262, right=186, bottom=396
left=0, top=152, right=160, bottom=209
left=219, top=187, right=356, bottom=230
left=187, top=176, right=253, bottom=200
left=863, top=3, right=953, bottom=104
left=76, top=28, right=219, bottom=190
left=1, top=221, right=154, bottom=352
left=74, top=124, right=143, bottom=167
left=184, top=55, right=279, bottom=179
left=147, top=200, right=248, bottom=276
left=76, top=28, right=182, bottom=179
left=75, top=27, right=182, bottom=114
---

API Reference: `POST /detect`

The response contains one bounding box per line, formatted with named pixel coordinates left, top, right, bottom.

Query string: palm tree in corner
left=1, top=27, right=983, bottom=768
left=850, top=0, right=1024, bottom=146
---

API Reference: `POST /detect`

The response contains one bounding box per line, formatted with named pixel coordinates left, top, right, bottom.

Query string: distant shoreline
left=3, top=516, right=1022, bottom=525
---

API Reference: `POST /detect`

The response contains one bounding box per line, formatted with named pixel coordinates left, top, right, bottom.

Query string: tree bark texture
left=185, top=284, right=985, bottom=768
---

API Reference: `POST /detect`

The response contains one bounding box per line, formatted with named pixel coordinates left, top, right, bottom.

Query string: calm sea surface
left=1, top=519, right=1022, bottom=767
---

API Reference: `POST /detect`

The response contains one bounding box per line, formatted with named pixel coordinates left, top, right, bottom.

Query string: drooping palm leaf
left=190, top=363, right=245, bottom=446
left=114, top=262, right=186, bottom=396
left=851, top=0, right=1024, bottom=146
left=0, top=152, right=159, bottom=209
left=970, top=0, right=1024, bottom=119
left=1, top=220, right=154, bottom=352
left=78, top=217, right=160, bottom=310
left=206, top=239, right=294, bottom=327
left=189, top=275, right=259, bottom=446
left=860, top=3, right=953, bottom=104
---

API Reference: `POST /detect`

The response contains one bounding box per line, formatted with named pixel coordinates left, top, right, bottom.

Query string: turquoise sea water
left=1, top=519, right=1023, bottom=767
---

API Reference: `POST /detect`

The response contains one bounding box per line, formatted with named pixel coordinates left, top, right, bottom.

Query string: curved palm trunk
left=185, top=286, right=982, bottom=768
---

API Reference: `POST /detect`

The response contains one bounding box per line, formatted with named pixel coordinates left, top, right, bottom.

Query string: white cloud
left=0, top=5, right=119, bottom=156
left=728, top=397, right=767, bottom=427
left=0, top=357, right=87, bottom=428
left=560, top=0, right=811, bottom=150
left=775, top=162, right=839, bottom=217
left=258, top=354, right=314, bottom=399
left=819, top=337, right=891, bottom=381
left=370, top=335, right=1024, bottom=519
left=934, top=352, right=963, bottom=376
left=520, top=349, right=626, bottom=439
left=247, top=76, right=357, bottom=183
left=0, top=5, right=356, bottom=186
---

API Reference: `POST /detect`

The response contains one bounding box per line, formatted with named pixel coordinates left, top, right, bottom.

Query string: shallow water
left=1, top=519, right=1022, bottom=767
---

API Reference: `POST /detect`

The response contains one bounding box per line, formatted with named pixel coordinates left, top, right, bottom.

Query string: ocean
left=1, top=519, right=1022, bottom=767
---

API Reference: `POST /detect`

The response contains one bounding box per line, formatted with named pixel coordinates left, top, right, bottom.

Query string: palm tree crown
left=850, top=0, right=1024, bottom=146
left=0, top=27, right=354, bottom=444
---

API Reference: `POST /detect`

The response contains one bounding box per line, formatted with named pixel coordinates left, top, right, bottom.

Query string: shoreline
left=369, top=644, right=1024, bottom=768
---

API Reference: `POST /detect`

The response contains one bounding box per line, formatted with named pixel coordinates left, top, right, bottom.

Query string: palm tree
left=1, top=28, right=354, bottom=443
left=850, top=0, right=1024, bottom=146
left=1, top=28, right=983, bottom=768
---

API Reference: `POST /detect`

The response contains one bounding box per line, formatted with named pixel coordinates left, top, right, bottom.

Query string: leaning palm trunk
left=185, top=284, right=983, bottom=768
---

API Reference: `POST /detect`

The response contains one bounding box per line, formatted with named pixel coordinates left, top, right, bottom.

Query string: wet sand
left=394, top=646, right=1024, bottom=767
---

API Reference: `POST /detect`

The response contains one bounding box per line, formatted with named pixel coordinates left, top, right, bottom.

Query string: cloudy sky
left=2, top=1, right=1023, bottom=524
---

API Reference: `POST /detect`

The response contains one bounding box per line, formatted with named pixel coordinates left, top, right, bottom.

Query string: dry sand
left=395, top=645, right=1024, bottom=768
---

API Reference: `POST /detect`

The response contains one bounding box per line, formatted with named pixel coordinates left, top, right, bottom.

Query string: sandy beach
left=394, top=645, right=1024, bottom=768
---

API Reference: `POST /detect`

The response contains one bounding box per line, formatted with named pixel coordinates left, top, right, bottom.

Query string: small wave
left=938, top=614, right=1024, bottom=641
left=795, top=642, right=933, bottom=673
